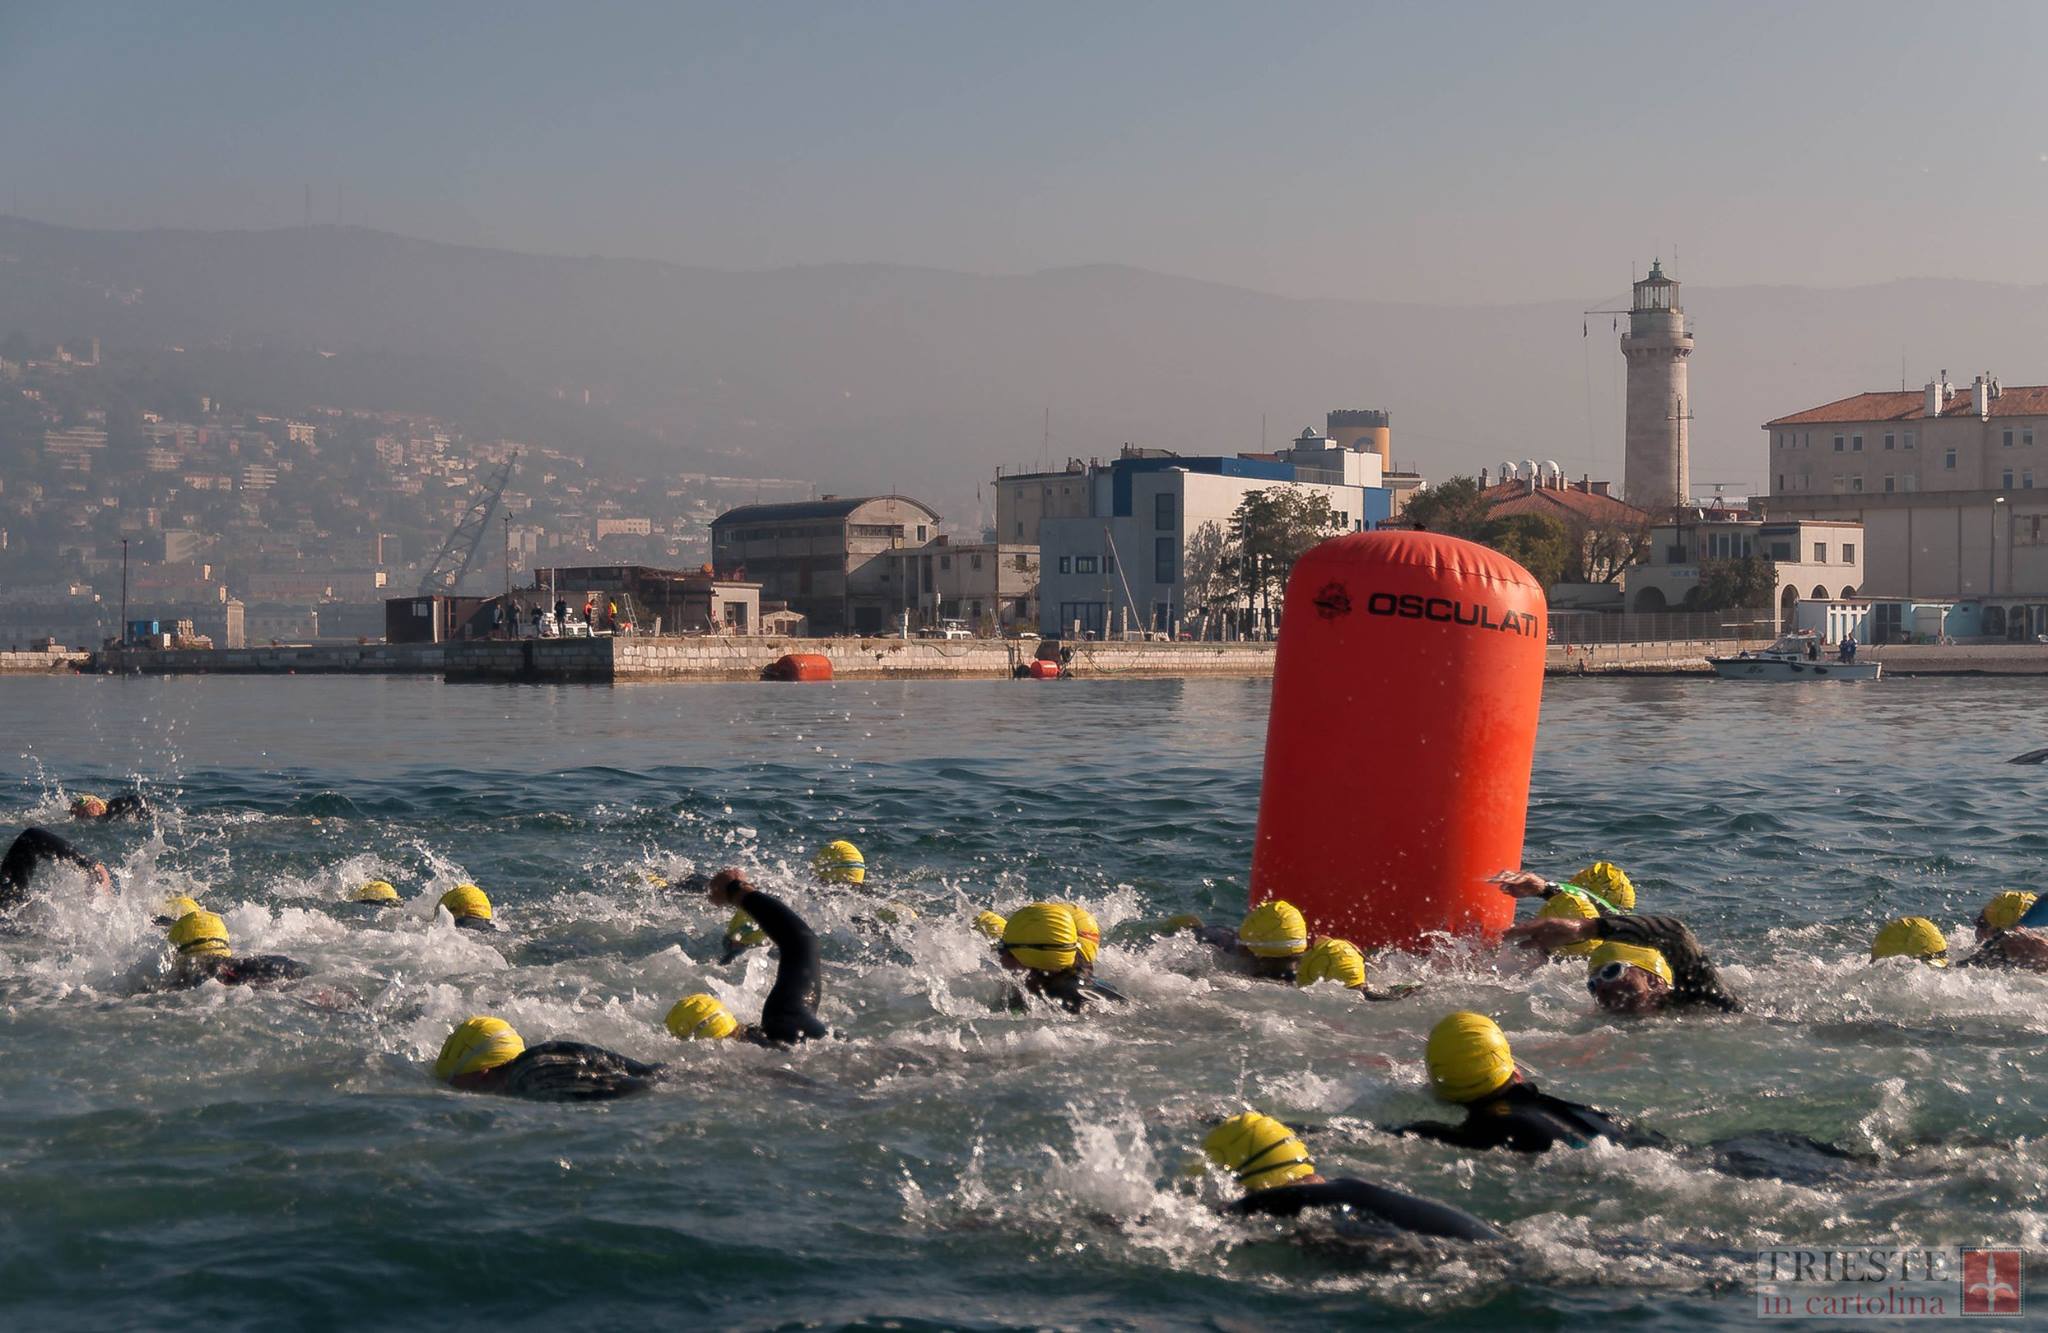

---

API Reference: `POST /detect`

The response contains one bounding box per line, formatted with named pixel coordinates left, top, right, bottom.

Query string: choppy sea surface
left=0, top=674, right=2041, bottom=1330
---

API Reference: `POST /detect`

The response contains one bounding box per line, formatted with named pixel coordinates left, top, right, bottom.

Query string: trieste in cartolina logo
left=1755, top=1245, right=2025, bottom=1319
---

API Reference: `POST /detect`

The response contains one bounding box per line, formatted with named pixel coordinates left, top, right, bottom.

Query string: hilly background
left=6, top=215, right=2048, bottom=523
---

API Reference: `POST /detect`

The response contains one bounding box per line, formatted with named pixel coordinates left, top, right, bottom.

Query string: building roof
left=1481, top=482, right=1648, bottom=526
left=1766, top=385, right=2048, bottom=427
left=712, top=495, right=939, bottom=526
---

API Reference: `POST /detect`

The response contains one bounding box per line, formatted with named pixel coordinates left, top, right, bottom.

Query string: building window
left=1770, top=541, right=1793, bottom=560
left=1852, top=434, right=1863, bottom=452
left=1015, top=521, right=1024, bottom=538
left=1851, top=476, right=1864, bottom=491
left=1944, top=448, right=1957, bottom=470
left=1813, top=542, right=1827, bottom=562
left=1833, top=434, right=1844, bottom=452
left=1013, top=553, right=1029, bottom=570
left=939, top=555, right=951, bottom=570
left=1903, top=474, right=1918, bottom=492
left=1057, top=556, right=1071, bottom=574
left=2003, top=469, right=2014, bottom=489
left=1844, top=543, right=1856, bottom=563
left=917, top=525, right=929, bottom=542
left=2029, top=428, right=2038, bottom=447
left=1803, top=432, right=1812, bottom=448
left=2004, top=429, right=2015, bottom=448
left=1103, top=552, right=1114, bottom=574
left=1903, top=431, right=1915, bottom=450
left=1154, top=492, right=1174, bottom=531
left=1076, top=556, right=1098, bottom=574
left=1778, top=474, right=1786, bottom=491
left=1883, top=474, right=1895, bottom=493
left=970, top=553, right=983, bottom=570
left=1155, top=536, right=1175, bottom=584
left=2027, top=470, right=2036, bottom=489
left=1884, top=433, right=1895, bottom=450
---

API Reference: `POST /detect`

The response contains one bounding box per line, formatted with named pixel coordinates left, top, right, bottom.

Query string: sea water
left=0, top=674, right=2041, bottom=1330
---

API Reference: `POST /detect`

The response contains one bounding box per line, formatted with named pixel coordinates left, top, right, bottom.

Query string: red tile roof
left=1766, top=385, right=2048, bottom=427
left=1480, top=482, right=1648, bottom=525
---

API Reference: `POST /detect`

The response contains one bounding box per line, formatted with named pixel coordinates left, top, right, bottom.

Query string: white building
left=1623, top=511, right=1864, bottom=625
left=1036, top=439, right=1389, bottom=637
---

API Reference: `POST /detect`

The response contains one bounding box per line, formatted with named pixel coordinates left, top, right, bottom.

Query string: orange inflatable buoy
left=762, top=653, right=833, bottom=682
left=1249, top=531, right=1546, bottom=951
left=1026, top=659, right=1060, bottom=680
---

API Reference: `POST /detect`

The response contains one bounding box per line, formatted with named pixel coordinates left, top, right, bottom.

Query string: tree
left=1695, top=556, right=1778, bottom=611
left=1230, top=487, right=1343, bottom=633
left=1563, top=512, right=1651, bottom=585
left=1479, top=512, right=1573, bottom=589
left=1180, top=518, right=1234, bottom=636
left=1400, top=475, right=1492, bottom=540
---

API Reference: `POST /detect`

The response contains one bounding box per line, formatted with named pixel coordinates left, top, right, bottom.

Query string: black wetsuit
left=730, top=888, right=828, bottom=1044
left=172, top=953, right=313, bottom=988
left=1008, top=967, right=1096, bottom=1014
left=85, top=793, right=151, bottom=822
left=461, top=1041, right=666, bottom=1102
left=1231, top=1177, right=1503, bottom=1241
left=452, top=916, right=498, bottom=933
left=1956, top=930, right=2048, bottom=972
left=1, top=827, right=102, bottom=907
left=1390, top=1080, right=1664, bottom=1153
left=1587, top=913, right=1743, bottom=1012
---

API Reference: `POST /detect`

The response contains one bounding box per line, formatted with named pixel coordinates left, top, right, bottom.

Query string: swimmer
left=69, top=792, right=151, bottom=823
left=438, top=884, right=497, bottom=932
left=1957, top=891, right=2048, bottom=971
left=163, top=910, right=311, bottom=989
left=1493, top=863, right=1635, bottom=916
left=1057, top=900, right=1129, bottom=1003
left=1295, top=937, right=1417, bottom=1001
left=1388, top=1013, right=1867, bottom=1181
left=1165, top=899, right=1310, bottom=982
left=1500, top=887, right=1741, bottom=1013
left=671, top=868, right=828, bottom=1045
left=1, top=827, right=111, bottom=908
left=436, top=1015, right=665, bottom=1101
left=1870, top=916, right=1949, bottom=967
left=813, top=839, right=866, bottom=886
left=1202, top=1111, right=1501, bottom=1240
left=349, top=881, right=403, bottom=911
left=719, top=840, right=910, bottom=961
left=994, top=902, right=1100, bottom=1014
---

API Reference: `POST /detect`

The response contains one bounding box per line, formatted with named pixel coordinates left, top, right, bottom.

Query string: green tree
left=1695, top=556, right=1778, bottom=611
left=1400, top=475, right=1492, bottom=540
left=1479, top=512, right=1574, bottom=589
left=1230, top=487, right=1343, bottom=633
left=1561, top=512, right=1651, bottom=584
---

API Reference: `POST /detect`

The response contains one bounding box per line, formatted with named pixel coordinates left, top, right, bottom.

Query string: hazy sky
left=8, top=1, right=2048, bottom=304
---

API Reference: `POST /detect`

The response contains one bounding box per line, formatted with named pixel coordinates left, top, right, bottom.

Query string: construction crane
left=417, top=453, right=517, bottom=595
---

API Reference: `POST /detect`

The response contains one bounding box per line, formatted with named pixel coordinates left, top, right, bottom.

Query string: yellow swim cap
left=1296, top=937, right=1368, bottom=989
left=1568, top=862, right=1636, bottom=912
left=813, top=840, right=866, bottom=885
left=1238, top=900, right=1309, bottom=959
left=353, top=880, right=400, bottom=904
left=1980, top=891, right=2039, bottom=933
left=666, top=993, right=740, bottom=1041
left=435, top=1016, right=525, bottom=1080
left=973, top=909, right=1008, bottom=941
left=70, top=794, right=107, bottom=819
left=1061, top=903, right=1101, bottom=966
left=1538, top=889, right=1602, bottom=956
left=1586, top=941, right=1674, bottom=987
left=1000, top=902, right=1079, bottom=973
left=439, top=884, right=492, bottom=921
left=157, top=894, right=203, bottom=922
left=1202, top=1112, right=1316, bottom=1192
left=169, top=909, right=232, bottom=959
left=724, top=909, right=768, bottom=950
left=1426, top=1011, right=1516, bottom=1103
left=1872, top=916, right=1949, bottom=966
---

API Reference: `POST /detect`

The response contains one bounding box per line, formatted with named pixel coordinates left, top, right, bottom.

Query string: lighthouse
left=1620, top=260, right=1693, bottom=512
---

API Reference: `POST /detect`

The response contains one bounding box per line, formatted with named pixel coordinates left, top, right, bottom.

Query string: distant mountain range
left=7, top=215, right=2048, bottom=520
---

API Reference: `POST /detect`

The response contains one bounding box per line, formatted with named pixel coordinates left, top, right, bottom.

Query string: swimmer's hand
left=1990, top=927, right=2048, bottom=968
left=1504, top=918, right=1597, bottom=951
left=705, top=868, right=752, bottom=907
left=1490, top=871, right=1552, bottom=899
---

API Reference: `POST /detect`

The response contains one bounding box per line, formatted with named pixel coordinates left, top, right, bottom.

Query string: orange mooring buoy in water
left=1249, top=531, right=1547, bottom=951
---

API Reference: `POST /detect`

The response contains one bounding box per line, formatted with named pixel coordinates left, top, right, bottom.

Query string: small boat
left=1708, top=632, right=1881, bottom=682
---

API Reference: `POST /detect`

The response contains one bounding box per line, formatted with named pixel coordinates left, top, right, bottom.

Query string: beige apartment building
left=1765, top=372, right=2048, bottom=599
left=710, top=495, right=939, bottom=635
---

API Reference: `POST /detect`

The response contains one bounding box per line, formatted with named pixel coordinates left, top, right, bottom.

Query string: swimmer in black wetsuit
left=163, top=910, right=311, bottom=989
left=670, top=868, right=829, bottom=1045
left=1499, top=881, right=1741, bottom=1013
left=70, top=792, right=150, bottom=822
left=1955, top=891, right=2048, bottom=972
left=1164, top=899, right=1308, bottom=982
left=438, top=884, right=498, bottom=932
left=1203, top=1111, right=1501, bottom=1241
left=988, top=901, right=1103, bottom=1014
left=1387, top=1012, right=1865, bottom=1182
left=1, top=827, right=111, bottom=907
left=436, top=1015, right=665, bottom=1101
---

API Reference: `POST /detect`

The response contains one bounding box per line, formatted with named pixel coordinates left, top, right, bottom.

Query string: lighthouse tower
left=1620, top=260, right=1693, bottom=512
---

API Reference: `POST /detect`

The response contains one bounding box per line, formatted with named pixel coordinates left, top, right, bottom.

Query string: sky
left=8, top=1, right=2048, bottom=304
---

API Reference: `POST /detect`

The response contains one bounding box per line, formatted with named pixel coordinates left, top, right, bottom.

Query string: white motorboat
left=1707, top=633, right=1881, bottom=681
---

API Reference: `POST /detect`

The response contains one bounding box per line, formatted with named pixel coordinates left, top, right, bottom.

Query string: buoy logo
left=1362, top=590, right=1541, bottom=638
left=1962, top=1248, right=2022, bottom=1315
left=1312, top=583, right=1351, bottom=619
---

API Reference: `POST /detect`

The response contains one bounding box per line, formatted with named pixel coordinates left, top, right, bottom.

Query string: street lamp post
left=1993, top=497, right=2007, bottom=598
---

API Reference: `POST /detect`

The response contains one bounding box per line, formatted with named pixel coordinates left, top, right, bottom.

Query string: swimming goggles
left=1586, top=960, right=1632, bottom=992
